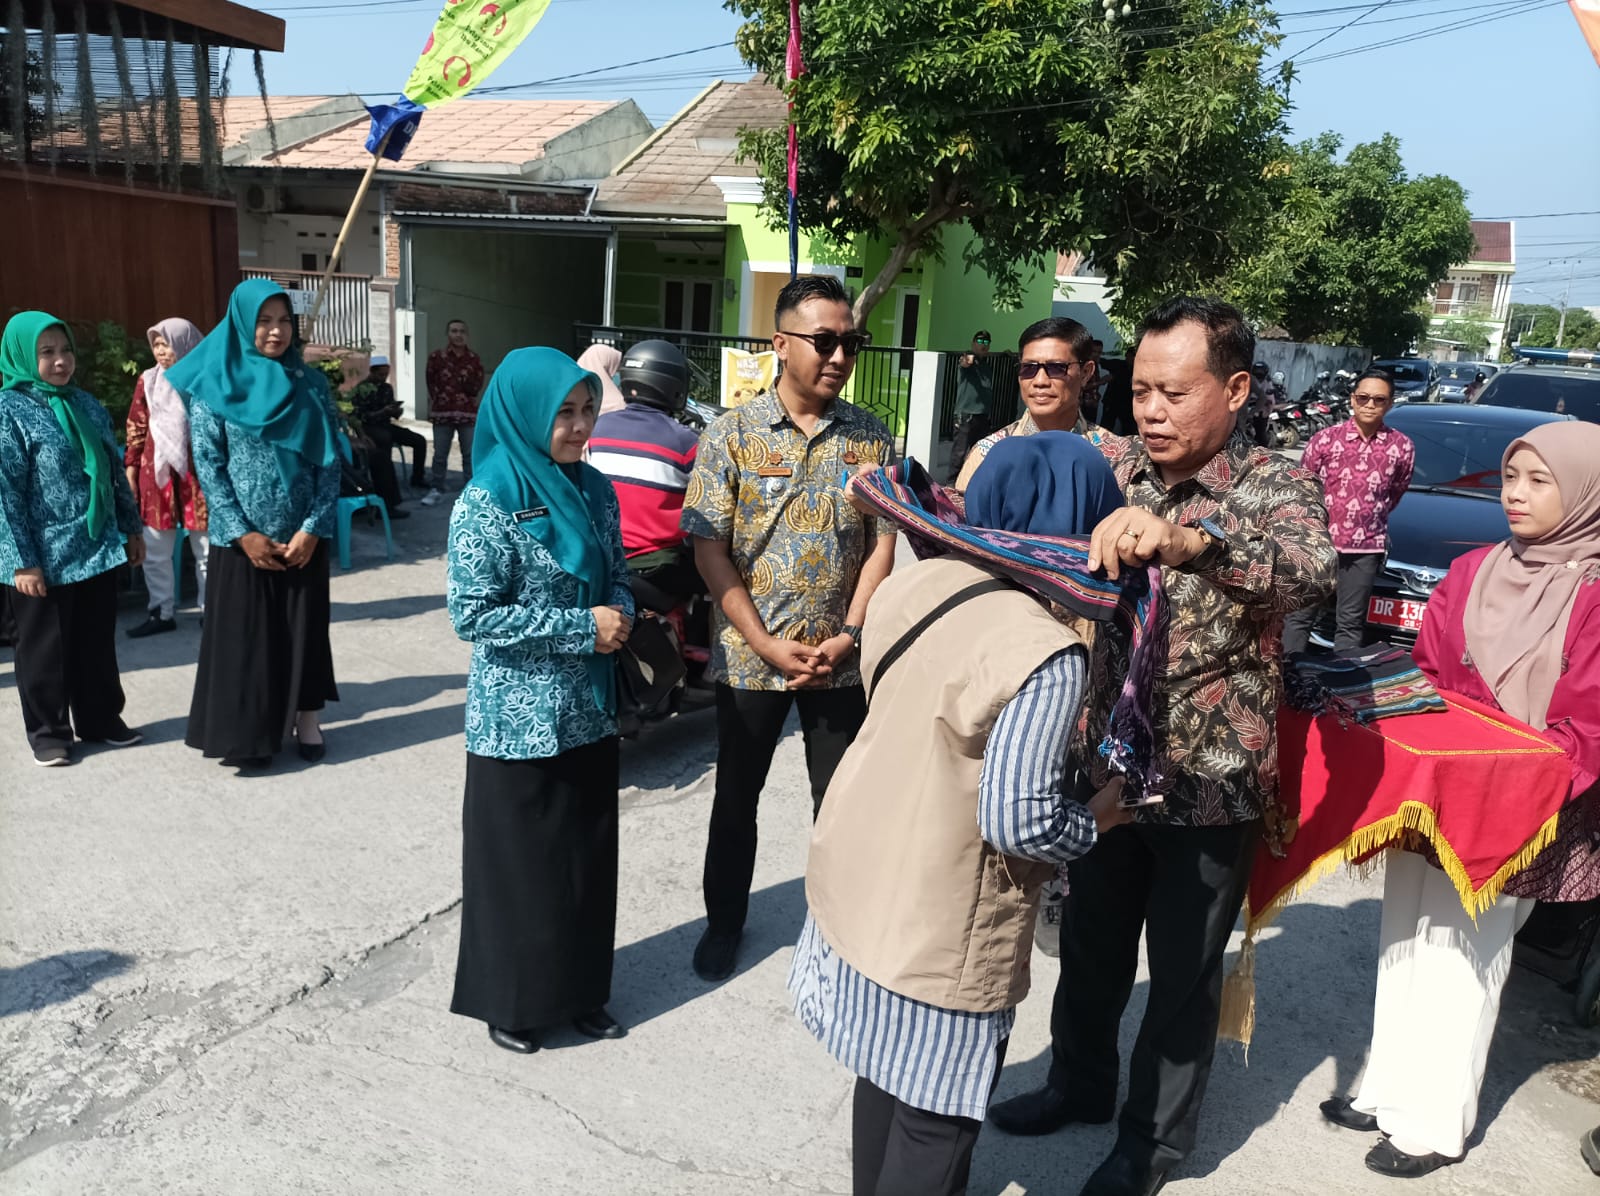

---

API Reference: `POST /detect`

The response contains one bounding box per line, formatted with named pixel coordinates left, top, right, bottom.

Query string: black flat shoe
left=488, top=1025, right=540, bottom=1055
left=1320, top=1096, right=1379, bottom=1132
left=987, top=1084, right=1114, bottom=1136
left=1364, top=1138, right=1462, bottom=1178
left=692, top=927, right=741, bottom=982
left=572, top=1008, right=626, bottom=1040
left=127, top=613, right=177, bottom=638
left=1079, top=1151, right=1167, bottom=1196
left=223, top=755, right=272, bottom=770
left=1581, top=1125, right=1600, bottom=1176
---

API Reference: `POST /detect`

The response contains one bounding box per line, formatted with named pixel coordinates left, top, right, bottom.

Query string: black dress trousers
left=8, top=568, right=126, bottom=749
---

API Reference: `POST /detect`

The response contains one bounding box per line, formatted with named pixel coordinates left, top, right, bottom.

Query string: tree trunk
left=852, top=235, right=922, bottom=330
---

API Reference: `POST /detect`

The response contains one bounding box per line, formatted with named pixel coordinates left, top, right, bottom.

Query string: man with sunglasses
left=1282, top=366, right=1413, bottom=655
left=948, top=329, right=995, bottom=482
left=953, top=316, right=1119, bottom=493
left=681, top=274, right=897, bottom=983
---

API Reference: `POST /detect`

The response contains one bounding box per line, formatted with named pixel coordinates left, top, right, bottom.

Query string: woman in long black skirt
left=169, top=279, right=341, bottom=768
left=445, top=346, right=635, bottom=1054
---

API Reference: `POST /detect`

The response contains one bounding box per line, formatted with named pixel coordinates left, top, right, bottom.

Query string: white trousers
left=1352, top=849, right=1534, bottom=1158
left=141, top=526, right=210, bottom=619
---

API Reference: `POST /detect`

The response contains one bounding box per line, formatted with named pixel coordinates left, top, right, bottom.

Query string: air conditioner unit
left=243, top=183, right=281, bottom=214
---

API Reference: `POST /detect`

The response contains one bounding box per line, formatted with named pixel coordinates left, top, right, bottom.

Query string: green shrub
left=75, top=321, right=152, bottom=439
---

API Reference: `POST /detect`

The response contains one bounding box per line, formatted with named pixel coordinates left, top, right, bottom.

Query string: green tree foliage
left=1507, top=303, right=1600, bottom=353
left=726, top=0, right=1292, bottom=325
left=1226, top=134, right=1475, bottom=355
left=1427, top=312, right=1493, bottom=358
left=77, top=322, right=153, bottom=439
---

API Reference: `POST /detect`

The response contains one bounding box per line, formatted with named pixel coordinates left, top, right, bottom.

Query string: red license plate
left=1368, top=595, right=1427, bottom=632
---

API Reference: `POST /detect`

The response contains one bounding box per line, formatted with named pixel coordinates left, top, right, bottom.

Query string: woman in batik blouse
left=445, top=346, right=634, bottom=1056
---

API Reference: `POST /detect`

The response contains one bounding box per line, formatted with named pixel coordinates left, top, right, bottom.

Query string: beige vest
left=807, top=556, right=1086, bottom=1013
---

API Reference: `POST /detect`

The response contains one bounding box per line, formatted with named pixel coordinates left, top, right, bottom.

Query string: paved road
left=3, top=494, right=1596, bottom=1195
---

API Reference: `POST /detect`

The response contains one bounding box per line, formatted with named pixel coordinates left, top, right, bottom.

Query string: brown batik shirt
left=1083, top=425, right=1336, bottom=851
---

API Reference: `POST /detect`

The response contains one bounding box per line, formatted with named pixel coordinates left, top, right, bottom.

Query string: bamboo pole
left=307, top=127, right=394, bottom=333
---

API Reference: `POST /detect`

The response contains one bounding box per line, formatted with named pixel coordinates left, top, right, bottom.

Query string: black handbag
left=616, top=613, right=687, bottom=728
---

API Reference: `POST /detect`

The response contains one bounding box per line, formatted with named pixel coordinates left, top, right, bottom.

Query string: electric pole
left=1556, top=259, right=1576, bottom=348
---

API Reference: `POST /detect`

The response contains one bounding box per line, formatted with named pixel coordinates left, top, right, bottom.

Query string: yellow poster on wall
left=721, top=348, right=778, bottom=408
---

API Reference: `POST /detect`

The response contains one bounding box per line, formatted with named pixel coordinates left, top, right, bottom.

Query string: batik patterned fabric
left=1299, top=420, right=1414, bottom=552
left=425, top=347, right=485, bottom=425
left=189, top=394, right=341, bottom=547
left=850, top=458, right=1168, bottom=798
left=681, top=389, right=895, bottom=691
left=447, top=483, right=634, bottom=760
left=0, top=383, right=142, bottom=585
left=1091, top=427, right=1336, bottom=849
left=954, top=410, right=1122, bottom=491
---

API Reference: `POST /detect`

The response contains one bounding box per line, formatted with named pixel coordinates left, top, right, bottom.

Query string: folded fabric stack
left=1284, top=645, right=1448, bottom=724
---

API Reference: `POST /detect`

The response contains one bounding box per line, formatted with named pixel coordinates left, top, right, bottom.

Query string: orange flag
left=1575, top=0, right=1600, bottom=67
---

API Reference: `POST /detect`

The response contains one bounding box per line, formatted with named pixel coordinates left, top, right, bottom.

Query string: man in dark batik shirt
left=989, top=297, right=1335, bottom=1196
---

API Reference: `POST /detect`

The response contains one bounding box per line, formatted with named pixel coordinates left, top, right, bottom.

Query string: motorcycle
left=617, top=571, right=716, bottom=738
left=1269, top=402, right=1298, bottom=450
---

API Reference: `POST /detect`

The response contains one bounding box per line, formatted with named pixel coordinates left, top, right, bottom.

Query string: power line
left=1295, top=0, right=1561, bottom=66
left=1281, top=0, right=1392, bottom=60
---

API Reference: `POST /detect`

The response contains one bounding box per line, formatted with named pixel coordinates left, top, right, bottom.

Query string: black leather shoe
left=1581, top=1125, right=1600, bottom=1176
left=223, top=756, right=272, bottom=770
left=573, top=1008, right=627, bottom=1040
left=1079, top=1151, right=1167, bottom=1196
left=298, top=740, right=326, bottom=763
left=1320, top=1096, right=1379, bottom=1133
left=692, top=927, right=741, bottom=982
left=488, top=1025, right=540, bottom=1054
left=1364, top=1138, right=1462, bottom=1178
left=987, top=1085, right=1113, bottom=1136
left=127, top=613, right=177, bottom=638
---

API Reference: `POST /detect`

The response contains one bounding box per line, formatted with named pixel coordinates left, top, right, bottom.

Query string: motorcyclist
left=1248, top=361, right=1275, bottom=446
left=1465, top=369, right=1487, bottom=402
left=587, top=339, right=705, bottom=607
left=1271, top=370, right=1289, bottom=405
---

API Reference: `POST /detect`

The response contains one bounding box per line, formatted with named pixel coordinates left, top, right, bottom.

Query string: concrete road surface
left=3, top=493, right=1596, bottom=1195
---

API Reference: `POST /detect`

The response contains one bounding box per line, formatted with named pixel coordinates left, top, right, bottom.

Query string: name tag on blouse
left=513, top=507, right=550, bottom=522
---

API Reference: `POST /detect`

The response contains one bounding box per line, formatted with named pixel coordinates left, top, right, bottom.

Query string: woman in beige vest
left=792, top=433, right=1133, bottom=1196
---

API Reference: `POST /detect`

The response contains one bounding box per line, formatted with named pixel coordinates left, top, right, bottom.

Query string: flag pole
left=307, top=127, right=395, bottom=334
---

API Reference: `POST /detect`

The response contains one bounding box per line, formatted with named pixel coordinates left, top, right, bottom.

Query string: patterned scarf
left=144, top=318, right=203, bottom=489
left=851, top=459, right=1170, bottom=797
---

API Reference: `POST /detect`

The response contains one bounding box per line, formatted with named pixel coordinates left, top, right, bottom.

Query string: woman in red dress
left=1321, top=421, right=1600, bottom=1178
left=124, top=318, right=208, bottom=636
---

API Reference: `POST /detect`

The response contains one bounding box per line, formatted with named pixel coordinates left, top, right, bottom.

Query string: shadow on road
left=332, top=593, right=448, bottom=623
left=0, top=950, right=134, bottom=1018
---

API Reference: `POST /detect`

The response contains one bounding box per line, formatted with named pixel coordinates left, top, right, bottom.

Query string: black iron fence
left=936, top=351, right=1023, bottom=439
left=574, top=323, right=916, bottom=445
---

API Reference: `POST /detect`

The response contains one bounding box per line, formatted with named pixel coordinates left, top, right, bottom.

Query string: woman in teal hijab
left=178, top=280, right=342, bottom=770
left=0, top=312, right=147, bottom=766
left=446, top=346, right=637, bottom=1055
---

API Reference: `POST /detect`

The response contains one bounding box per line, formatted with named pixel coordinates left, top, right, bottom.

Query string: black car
left=1473, top=363, right=1600, bottom=424
left=1434, top=361, right=1496, bottom=403
left=1308, top=403, right=1573, bottom=648
left=1373, top=357, right=1436, bottom=403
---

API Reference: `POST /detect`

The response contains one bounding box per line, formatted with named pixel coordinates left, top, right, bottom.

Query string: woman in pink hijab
left=125, top=318, right=208, bottom=637
left=1321, top=420, right=1600, bottom=1179
left=576, top=344, right=626, bottom=416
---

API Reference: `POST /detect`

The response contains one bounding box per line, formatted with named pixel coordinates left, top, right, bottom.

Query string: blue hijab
left=473, top=347, right=615, bottom=712
left=165, top=278, right=338, bottom=492
left=966, top=431, right=1124, bottom=537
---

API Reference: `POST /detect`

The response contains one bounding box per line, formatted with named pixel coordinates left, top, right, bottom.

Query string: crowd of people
left=2, top=274, right=1597, bottom=1195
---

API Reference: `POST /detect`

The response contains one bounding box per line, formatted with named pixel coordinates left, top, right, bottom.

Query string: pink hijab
left=143, top=318, right=203, bottom=487
left=576, top=344, right=626, bottom=415
left=1463, top=421, right=1600, bottom=729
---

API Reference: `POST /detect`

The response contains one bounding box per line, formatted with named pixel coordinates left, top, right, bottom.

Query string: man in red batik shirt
left=420, top=318, right=485, bottom=507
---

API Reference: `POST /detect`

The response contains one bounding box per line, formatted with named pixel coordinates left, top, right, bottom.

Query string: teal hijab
left=0, top=312, right=115, bottom=539
left=473, top=347, right=615, bottom=712
left=165, top=278, right=338, bottom=492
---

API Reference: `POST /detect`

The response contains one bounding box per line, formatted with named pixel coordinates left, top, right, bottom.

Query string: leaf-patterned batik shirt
left=1083, top=426, right=1337, bottom=844
left=681, top=389, right=895, bottom=692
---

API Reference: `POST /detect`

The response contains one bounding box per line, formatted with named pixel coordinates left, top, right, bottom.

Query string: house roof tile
left=594, top=77, right=785, bottom=217
left=1469, top=220, right=1514, bottom=265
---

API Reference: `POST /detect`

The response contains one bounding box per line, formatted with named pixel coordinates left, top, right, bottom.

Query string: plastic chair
left=335, top=494, right=394, bottom=570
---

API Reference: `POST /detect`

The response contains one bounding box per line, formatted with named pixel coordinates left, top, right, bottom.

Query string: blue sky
left=254, top=0, right=1600, bottom=305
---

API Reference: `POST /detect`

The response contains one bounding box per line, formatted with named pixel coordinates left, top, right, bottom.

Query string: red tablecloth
left=1220, top=691, right=1570, bottom=1046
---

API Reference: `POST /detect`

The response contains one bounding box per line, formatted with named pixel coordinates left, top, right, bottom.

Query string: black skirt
left=450, top=738, right=620, bottom=1030
left=186, top=540, right=338, bottom=760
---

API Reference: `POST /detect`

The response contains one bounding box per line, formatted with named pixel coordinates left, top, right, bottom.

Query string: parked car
left=1307, top=403, right=1572, bottom=649
left=1473, top=360, right=1600, bottom=424
left=1373, top=357, right=1437, bottom=403
left=1435, top=361, right=1497, bottom=402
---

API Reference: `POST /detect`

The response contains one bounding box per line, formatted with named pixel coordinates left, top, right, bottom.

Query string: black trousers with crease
left=8, top=568, right=126, bottom=749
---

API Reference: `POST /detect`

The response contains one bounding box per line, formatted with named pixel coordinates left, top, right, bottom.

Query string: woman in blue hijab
left=793, top=431, right=1130, bottom=1195
left=446, top=346, right=636, bottom=1055
left=172, top=279, right=342, bottom=769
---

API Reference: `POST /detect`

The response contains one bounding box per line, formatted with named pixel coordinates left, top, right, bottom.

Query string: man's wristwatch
left=1184, top=517, right=1228, bottom=569
left=841, top=624, right=863, bottom=651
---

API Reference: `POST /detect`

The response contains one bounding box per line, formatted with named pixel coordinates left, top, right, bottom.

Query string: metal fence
left=936, top=351, right=1022, bottom=439
left=245, top=268, right=373, bottom=350
left=575, top=323, right=916, bottom=444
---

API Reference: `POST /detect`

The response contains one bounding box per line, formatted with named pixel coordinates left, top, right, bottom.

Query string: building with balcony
left=1425, top=220, right=1516, bottom=361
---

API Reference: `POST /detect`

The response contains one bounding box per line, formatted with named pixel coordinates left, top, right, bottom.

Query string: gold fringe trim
left=1217, top=801, right=1564, bottom=1049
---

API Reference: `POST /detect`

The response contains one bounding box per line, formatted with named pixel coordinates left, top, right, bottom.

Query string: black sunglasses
left=1017, top=360, right=1082, bottom=380
left=780, top=329, right=872, bottom=358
